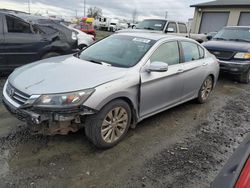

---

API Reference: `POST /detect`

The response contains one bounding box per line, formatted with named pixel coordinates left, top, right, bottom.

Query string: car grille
left=209, top=50, right=235, bottom=60
left=6, top=83, right=30, bottom=105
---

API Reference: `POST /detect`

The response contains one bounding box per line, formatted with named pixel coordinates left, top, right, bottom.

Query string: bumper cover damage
left=2, top=95, right=95, bottom=135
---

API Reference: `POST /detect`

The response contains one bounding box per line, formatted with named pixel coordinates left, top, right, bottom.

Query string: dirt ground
left=0, top=75, right=250, bottom=188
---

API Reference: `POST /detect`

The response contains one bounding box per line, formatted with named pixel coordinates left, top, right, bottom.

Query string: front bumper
left=2, top=91, right=95, bottom=135
left=219, top=60, right=250, bottom=75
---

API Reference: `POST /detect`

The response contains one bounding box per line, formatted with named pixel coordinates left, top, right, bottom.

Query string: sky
left=0, top=0, right=209, bottom=21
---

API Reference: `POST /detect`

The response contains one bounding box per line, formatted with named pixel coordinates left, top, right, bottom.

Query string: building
left=191, top=0, right=250, bottom=34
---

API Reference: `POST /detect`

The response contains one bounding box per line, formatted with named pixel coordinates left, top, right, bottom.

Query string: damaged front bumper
left=2, top=94, right=96, bottom=135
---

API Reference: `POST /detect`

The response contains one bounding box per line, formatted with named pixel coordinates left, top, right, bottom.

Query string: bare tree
left=87, top=7, right=102, bottom=19
left=132, top=9, right=138, bottom=23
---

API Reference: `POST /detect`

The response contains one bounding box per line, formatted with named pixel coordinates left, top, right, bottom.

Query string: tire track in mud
left=131, top=90, right=250, bottom=188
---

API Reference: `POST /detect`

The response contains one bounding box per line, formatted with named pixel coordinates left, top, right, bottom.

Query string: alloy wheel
left=101, top=107, right=128, bottom=143
left=201, top=77, right=213, bottom=101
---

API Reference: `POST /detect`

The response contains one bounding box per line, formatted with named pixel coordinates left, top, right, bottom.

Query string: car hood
left=203, top=40, right=250, bottom=52
left=9, top=55, right=128, bottom=95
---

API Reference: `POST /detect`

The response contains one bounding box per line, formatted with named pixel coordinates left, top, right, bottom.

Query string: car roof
left=115, top=32, right=189, bottom=42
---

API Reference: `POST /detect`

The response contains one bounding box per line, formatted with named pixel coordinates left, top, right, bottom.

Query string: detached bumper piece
left=2, top=96, right=95, bottom=135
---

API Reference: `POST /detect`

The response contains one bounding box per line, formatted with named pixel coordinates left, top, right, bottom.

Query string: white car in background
left=70, top=27, right=95, bottom=49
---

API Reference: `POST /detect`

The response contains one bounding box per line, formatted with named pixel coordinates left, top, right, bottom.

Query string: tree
left=87, top=7, right=102, bottom=19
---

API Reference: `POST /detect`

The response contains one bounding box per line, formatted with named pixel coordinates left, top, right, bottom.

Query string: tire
left=239, top=70, right=250, bottom=84
left=197, top=76, right=214, bottom=104
left=41, top=52, right=60, bottom=59
left=85, top=100, right=131, bottom=149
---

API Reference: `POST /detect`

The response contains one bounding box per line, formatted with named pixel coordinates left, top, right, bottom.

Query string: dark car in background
left=18, top=15, right=78, bottom=50
left=0, top=12, right=77, bottom=72
left=203, top=27, right=250, bottom=83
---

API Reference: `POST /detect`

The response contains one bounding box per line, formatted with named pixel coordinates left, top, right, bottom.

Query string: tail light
left=235, top=158, right=250, bottom=188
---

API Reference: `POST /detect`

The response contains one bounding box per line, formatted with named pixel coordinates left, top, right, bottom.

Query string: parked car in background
left=19, top=15, right=78, bottom=50
left=118, top=19, right=207, bottom=43
left=79, top=22, right=96, bottom=39
left=203, top=26, right=250, bottom=83
left=211, top=133, right=250, bottom=188
left=0, top=12, right=76, bottom=72
left=3, top=32, right=219, bottom=148
left=69, top=27, right=95, bottom=49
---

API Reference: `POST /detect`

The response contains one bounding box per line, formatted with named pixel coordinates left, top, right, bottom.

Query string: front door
left=140, top=41, right=184, bottom=118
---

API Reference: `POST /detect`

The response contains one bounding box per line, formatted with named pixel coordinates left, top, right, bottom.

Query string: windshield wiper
left=88, top=59, right=102, bottom=65
left=228, top=38, right=250, bottom=43
left=213, top=37, right=228, bottom=41
left=143, top=27, right=155, bottom=30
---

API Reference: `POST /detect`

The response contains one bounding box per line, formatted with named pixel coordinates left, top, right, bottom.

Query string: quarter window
left=198, top=46, right=205, bottom=59
left=181, top=42, right=200, bottom=62
left=6, top=15, right=32, bottom=33
left=150, top=41, right=180, bottom=66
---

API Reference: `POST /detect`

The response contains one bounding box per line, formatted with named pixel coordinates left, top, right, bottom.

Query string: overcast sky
left=1, top=0, right=209, bottom=21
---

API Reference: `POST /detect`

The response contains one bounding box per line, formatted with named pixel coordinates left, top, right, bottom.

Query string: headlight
left=34, top=89, right=94, bottom=108
left=71, top=32, right=77, bottom=40
left=234, top=52, right=250, bottom=60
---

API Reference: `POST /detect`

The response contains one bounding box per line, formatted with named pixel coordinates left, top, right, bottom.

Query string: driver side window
left=150, top=41, right=180, bottom=66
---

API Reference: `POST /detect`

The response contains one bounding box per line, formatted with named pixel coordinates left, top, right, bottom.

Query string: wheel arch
left=95, top=95, right=139, bottom=127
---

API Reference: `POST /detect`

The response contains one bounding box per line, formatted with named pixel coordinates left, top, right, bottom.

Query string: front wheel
left=85, top=100, right=131, bottom=149
left=197, top=76, right=213, bottom=104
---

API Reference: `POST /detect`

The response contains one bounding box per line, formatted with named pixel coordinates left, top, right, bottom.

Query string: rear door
left=3, top=15, right=47, bottom=70
left=0, top=14, right=7, bottom=70
left=140, top=41, right=184, bottom=117
left=180, top=41, right=208, bottom=100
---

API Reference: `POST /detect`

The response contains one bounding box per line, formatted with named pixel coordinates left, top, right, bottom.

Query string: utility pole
left=84, top=0, right=86, bottom=17
left=75, top=9, right=78, bottom=17
left=28, top=0, right=31, bottom=14
left=165, top=11, right=168, bottom=19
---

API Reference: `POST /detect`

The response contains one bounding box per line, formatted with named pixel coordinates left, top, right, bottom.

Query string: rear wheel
left=85, top=100, right=131, bottom=149
left=197, top=76, right=213, bottom=104
left=239, top=70, right=250, bottom=84
left=42, top=52, right=60, bottom=59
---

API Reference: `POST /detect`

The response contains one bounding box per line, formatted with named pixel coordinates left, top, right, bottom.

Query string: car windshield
left=136, top=19, right=166, bottom=31
left=213, top=28, right=250, bottom=42
left=79, top=35, right=156, bottom=67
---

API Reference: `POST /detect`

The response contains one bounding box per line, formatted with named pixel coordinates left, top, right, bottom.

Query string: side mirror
left=207, top=35, right=213, bottom=40
left=166, top=28, right=174, bottom=33
left=146, top=61, right=168, bottom=72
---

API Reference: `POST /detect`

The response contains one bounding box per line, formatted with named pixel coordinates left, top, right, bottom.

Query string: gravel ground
left=0, top=76, right=249, bottom=188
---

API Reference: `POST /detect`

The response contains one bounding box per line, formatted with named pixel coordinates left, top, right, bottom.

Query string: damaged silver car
left=2, top=33, right=219, bottom=148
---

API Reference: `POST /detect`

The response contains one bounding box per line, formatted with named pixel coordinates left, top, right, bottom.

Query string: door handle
left=202, top=62, right=208, bottom=66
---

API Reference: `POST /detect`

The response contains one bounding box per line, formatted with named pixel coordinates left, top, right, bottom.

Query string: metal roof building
left=190, top=0, right=250, bottom=34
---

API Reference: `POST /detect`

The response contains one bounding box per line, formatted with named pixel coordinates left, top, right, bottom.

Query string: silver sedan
left=2, top=32, right=219, bottom=148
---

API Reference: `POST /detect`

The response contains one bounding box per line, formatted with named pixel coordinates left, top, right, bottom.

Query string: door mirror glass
left=146, top=61, right=168, bottom=72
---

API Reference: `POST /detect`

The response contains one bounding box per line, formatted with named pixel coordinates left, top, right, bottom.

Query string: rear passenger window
left=6, top=15, right=32, bottom=33
left=150, top=41, right=180, bottom=66
left=178, top=23, right=188, bottom=33
left=181, top=42, right=200, bottom=62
